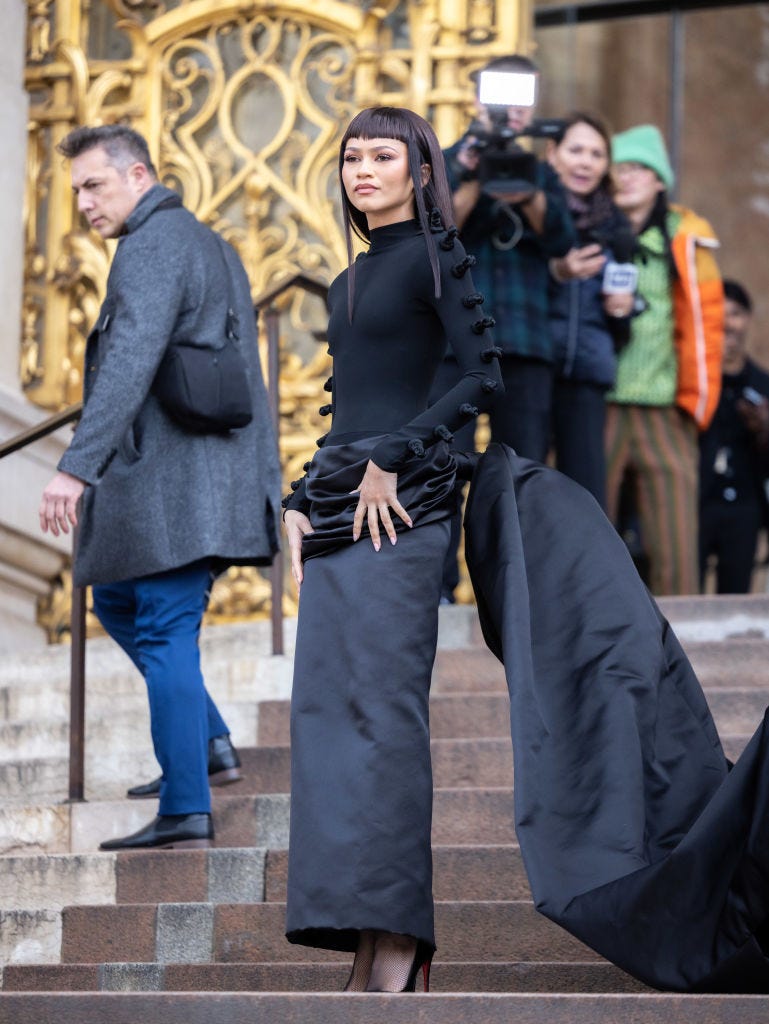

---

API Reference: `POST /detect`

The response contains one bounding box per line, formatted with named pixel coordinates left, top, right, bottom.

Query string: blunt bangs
left=342, top=109, right=411, bottom=152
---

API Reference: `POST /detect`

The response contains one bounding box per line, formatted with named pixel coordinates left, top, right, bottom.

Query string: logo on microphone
left=603, top=262, right=639, bottom=295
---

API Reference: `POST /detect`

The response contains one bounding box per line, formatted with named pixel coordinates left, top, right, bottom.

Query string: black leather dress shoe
left=99, top=813, right=213, bottom=851
left=127, top=734, right=243, bottom=799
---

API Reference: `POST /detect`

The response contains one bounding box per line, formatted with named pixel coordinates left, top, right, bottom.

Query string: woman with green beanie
left=606, top=123, right=723, bottom=595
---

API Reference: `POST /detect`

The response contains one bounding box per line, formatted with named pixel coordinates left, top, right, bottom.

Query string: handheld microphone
left=602, top=226, right=638, bottom=295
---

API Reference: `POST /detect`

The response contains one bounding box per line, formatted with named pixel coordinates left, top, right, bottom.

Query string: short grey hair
left=57, top=125, right=158, bottom=178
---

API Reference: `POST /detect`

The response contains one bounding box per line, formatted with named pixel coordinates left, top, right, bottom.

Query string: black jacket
left=700, top=358, right=769, bottom=507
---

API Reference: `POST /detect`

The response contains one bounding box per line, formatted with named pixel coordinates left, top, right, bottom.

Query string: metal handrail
left=254, top=273, right=329, bottom=657
left=0, top=271, right=328, bottom=800
left=255, top=272, right=329, bottom=308
left=0, top=402, right=82, bottom=460
left=0, top=403, right=86, bottom=800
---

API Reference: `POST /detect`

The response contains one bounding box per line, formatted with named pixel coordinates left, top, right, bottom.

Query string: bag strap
left=154, top=194, right=240, bottom=341
left=213, top=235, right=240, bottom=342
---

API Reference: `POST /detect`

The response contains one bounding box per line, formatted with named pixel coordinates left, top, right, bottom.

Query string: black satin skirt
left=285, top=437, right=454, bottom=953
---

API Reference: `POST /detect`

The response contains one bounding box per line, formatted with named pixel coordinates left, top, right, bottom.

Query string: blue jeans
left=92, top=559, right=229, bottom=815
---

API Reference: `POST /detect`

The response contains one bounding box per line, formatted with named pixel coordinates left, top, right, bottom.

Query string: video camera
left=468, top=70, right=565, bottom=196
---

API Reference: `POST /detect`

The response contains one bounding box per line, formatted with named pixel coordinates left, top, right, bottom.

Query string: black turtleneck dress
left=284, top=219, right=503, bottom=953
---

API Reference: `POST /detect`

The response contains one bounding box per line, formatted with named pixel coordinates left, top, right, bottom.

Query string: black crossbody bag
left=152, top=237, right=254, bottom=433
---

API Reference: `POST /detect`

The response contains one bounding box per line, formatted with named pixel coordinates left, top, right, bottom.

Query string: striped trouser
left=605, top=403, right=699, bottom=596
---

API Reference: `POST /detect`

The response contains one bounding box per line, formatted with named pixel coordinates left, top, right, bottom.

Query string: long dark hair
left=339, top=107, right=454, bottom=314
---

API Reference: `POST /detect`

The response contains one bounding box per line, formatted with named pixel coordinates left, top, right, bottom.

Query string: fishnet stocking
left=343, top=929, right=376, bottom=992
left=365, top=932, right=421, bottom=993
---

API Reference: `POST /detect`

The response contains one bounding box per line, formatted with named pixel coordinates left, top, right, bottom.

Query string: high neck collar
left=123, top=184, right=182, bottom=235
left=367, top=218, right=421, bottom=253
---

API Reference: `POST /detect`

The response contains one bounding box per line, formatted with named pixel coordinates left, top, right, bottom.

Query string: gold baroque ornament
left=24, top=0, right=529, bottom=628
left=27, top=0, right=54, bottom=63
left=36, top=572, right=102, bottom=644
left=151, top=10, right=355, bottom=290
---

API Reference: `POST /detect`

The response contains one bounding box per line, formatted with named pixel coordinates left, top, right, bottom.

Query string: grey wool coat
left=59, top=185, right=282, bottom=587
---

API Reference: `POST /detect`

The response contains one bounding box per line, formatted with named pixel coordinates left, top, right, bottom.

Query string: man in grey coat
left=39, top=125, right=282, bottom=850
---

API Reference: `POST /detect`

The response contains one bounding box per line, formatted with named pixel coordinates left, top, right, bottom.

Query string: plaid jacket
left=444, top=142, right=575, bottom=361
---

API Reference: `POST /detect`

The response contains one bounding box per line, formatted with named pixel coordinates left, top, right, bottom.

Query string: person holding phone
left=545, top=112, right=635, bottom=508
left=699, top=279, right=769, bottom=592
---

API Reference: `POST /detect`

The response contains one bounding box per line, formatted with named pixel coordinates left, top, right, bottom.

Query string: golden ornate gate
left=24, top=0, right=530, bottom=628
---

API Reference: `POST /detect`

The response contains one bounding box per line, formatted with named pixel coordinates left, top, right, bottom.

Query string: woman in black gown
left=283, top=106, right=769, bottom=997
left=282, top=106, right=503, bottom=992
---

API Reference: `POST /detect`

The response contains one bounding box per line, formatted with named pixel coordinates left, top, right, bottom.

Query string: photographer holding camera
left=441, top=54, right=575, bottom=461
left=430, top=55, right=574, bottom=602
left=699, top=280, right=769, bottom=593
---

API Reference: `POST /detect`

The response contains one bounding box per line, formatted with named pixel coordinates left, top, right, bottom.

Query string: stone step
left=0, top=706, right=755, bottom=856
left=683, top=638, right=769, bottom=688
left=258, top=689, right=769, bottom=746
left=431, top=639, right=769, bottom=694
left=0, top=673, right=757, bottom=806
left=0, top=787, right=515, bottom=856
left=0, top=695, right=258, bottom=751
left=0, top=791, right=287, bottom=857
left=0, top=617, right=295, bottom=684
left=1, top=633, right=763, bottom=736
left=2, top=596, right=766, bottom=712
left=5, top=991, right=769, bottom=1024
left=0, top=736, right=515, bottom=803
left=235, top=737, right=519, bottom=794
left=0, top=847, right=270, bottom=912
left=233, top=731, right=758, bottom=794
left=0, top=698, right=261, bottom=804
left=656, top=593, right=769, bottom=639
left=56, top=901, right=597, bottom=966
left=430, top=648, right=507, bottom=692
left=0, top=659, right=294, bottom=722
left=0, top=592, right=766, bottom=686
left=0, top=605, right=474, bottom=697
left=262, top=844, right=528, bottom=904
left=1, top=960, right=647, bottom=993
left=0, top=840, right=560, bottom=917
left=0, top=908, right=61, bottom=966
left=0, top=759, right=73, bottom=807
left=2, top=720, right=758, bottom=855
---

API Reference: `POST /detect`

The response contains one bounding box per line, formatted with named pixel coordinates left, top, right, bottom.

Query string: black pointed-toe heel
left=403, top=942, right=433, bottom=993
left=366, top=937, right=433, bottom=993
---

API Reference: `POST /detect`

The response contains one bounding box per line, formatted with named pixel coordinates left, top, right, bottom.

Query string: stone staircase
left=1, top=598, right=769, bottom=1022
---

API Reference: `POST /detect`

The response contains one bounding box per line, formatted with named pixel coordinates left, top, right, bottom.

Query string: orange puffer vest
left=670, top=205, right=724, bottom=430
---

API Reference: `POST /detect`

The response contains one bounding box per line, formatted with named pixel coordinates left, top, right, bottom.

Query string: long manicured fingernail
left=374, top=541, right=380, bottom=552
left=390, top=536, right=397, bottom=545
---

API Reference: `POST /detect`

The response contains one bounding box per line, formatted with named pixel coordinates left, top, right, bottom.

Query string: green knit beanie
left=612, top=125, right=674, bottom=189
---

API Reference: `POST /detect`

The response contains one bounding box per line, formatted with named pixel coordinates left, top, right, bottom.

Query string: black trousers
left=552, top=378, right=608, bottom=510
left=490, top=356, right=555, bottom=463
left=699, top=499, right=762, bottom=593
left=429, top=355, right=554, bottom=599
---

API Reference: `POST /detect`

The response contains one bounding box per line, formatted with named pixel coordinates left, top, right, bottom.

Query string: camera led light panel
left=478, top=71, right=537, bottom=109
